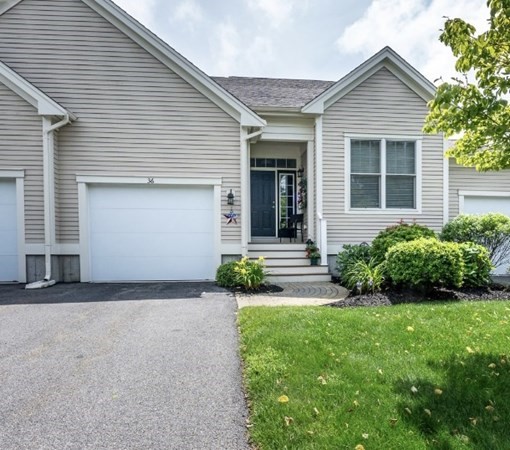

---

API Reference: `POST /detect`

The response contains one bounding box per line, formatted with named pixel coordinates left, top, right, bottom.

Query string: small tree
left=424, top=0, right=510, bottom=171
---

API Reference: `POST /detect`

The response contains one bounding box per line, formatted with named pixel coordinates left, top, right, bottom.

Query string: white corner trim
left=315, top=116, right=324, bottom=217
left=76, top=175, right=222, bottom=186
left=0, top=0, right=22, bottom=16
left=443, top=139, right=450, bottom=225
left=0, top=61, right=73, bottom=118
left=16, top=176, right=26, bottom=283
left=302, top=47, right=435, bottom=114
left=81, top=0, right=265, bottom=127
left=240, top=127, right=250, bottom=255
left=345, top=135, right=423, bottom=214
left=213, top=185, right=222, bottom=270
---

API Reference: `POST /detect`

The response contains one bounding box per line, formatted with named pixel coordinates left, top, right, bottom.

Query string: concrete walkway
left=236, top=282, right=349, bottom=308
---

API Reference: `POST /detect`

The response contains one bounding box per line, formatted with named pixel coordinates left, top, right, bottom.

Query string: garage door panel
left=90, top=208, right=213, bottom=234
left=91, top=232, right=214, bottom=258
left=91, top=256, right=215, bottom=281
left=463, top=196, right=510, bottom=216
left=90, top=185, right=212, bottom=209
left=0, top=180, right=18, bottom=282
left=88, top=184, right=216, bottom=281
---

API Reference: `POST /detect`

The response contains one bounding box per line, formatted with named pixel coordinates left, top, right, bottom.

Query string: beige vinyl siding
left=0, top=82, right=43, bottom=243
left=449, top=160, right=510, bottom=217
left=323, top=67, right=444, bottom=246
left=0, top=0, right=241, bottom=245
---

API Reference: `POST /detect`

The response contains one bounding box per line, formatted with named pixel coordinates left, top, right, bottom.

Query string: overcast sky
left=113, top=0, right=488, bottom=83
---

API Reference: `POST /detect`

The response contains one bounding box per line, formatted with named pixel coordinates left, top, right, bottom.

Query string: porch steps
left=248, top=243, right=331, bottom=283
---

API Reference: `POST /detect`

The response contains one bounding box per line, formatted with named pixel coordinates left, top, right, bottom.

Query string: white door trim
left=0, top=170, right=26, bottom=283
left=77, top=175, right=222, bottom=282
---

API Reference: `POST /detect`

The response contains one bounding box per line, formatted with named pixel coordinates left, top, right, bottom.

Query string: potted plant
left=305, top=239, right=321, bottom=266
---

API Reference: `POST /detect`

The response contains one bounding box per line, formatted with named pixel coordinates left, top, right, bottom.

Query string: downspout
left=241, top=127, right=264, bottom=256
left=26, top=114, right=71, bottom=289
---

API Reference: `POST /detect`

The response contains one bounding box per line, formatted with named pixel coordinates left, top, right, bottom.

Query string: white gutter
left=26, top=114, right=72, bottom=289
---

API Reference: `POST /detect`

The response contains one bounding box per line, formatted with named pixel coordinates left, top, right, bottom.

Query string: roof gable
left=302, top=47, right=436, bottom=115
left=81, top=0, right=265, bottom=127
left=0, top=0, right=265, bottom=127
left=0, top=60, right=73, bottom=117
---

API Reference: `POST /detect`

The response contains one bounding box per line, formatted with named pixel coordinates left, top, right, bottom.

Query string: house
left=1, top=0, right=510, bottom=284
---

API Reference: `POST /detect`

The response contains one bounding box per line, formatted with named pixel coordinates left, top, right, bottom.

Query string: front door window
left=279, top=173, right=295, bottom=229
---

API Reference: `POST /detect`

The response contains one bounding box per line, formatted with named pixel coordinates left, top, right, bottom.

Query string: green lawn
left=239, top=302, right=510, bottom=449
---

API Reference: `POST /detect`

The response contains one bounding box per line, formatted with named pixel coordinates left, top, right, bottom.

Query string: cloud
left=337, top=0, right=488, bottom=82
left=173, top=0, right=203, bottom=25
left=211, top=22, right=275, bottom=76
left=247, top=0, right=308, bottom=28
left=113, top=0, right=157, bottom=28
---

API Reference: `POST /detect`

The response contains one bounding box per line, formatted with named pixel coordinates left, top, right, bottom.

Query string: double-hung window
left=349, top=138, right=420, bottom=211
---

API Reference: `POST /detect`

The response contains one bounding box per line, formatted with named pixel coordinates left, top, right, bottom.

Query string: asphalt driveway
left=0, top=283, right=249, bottom=450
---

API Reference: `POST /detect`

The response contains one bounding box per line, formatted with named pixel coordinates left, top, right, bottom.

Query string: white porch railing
left=317, top=213, right=328, bottom=266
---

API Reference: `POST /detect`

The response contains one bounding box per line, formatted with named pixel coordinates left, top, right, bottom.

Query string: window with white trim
left=350, top=138, right=418, bottom=210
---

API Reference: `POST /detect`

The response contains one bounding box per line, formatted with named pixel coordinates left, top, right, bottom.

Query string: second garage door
left=463, top=194, right=510, bottom=274
left=0, top=179, right=18, bottom=282
left=88, top=184, right=215, bottom=282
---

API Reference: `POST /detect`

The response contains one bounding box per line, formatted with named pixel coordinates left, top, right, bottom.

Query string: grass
left=239, top=302, right=510, bottom=449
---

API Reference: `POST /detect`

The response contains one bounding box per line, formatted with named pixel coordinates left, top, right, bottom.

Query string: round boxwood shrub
left=372, top=222, right=437, bottom=263
left=215, top=261, right=238, bottom=288
left=458, top=242, right=493, bottom=287
left=441, top=213, right=510, bottom=269
left=386, top=238, right=464, bottom=289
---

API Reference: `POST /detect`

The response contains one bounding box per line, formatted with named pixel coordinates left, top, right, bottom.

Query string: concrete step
left=248, top=250, right=306, bottom=259
left=268, top=265, right=330, bottom=275
left=255, top=258, right=310, bottom=267
left=267, top=274, right=332, bottom=283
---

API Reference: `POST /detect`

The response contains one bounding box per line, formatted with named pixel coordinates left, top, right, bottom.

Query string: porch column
left=240, top=127, right=249, bottom=256
left=315, top=116, right=328, bottom=266
left=306, top=139, right=315, bottom=240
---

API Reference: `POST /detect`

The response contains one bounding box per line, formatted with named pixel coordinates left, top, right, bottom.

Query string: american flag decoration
left=224, top=210, right=238, bottom=225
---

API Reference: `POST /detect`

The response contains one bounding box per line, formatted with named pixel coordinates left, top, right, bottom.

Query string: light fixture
left=297, top=167, right=305, bottom=178
left=227, top=189, right=235, bottom=206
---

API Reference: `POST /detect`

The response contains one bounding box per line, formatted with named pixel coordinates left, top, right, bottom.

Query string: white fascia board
left=0, top=61, right=73, bottom=117
left=302, top=46, right=436, bottom=114
left=0, top=0, right=22, bottom=16
left=82, top=0, right=265, bottom=128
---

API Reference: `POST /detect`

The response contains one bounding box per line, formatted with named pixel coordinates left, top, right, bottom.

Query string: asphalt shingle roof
left=212, top=76, right=335, bottom=110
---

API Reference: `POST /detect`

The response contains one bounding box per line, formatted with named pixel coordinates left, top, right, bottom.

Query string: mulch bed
left=329, top=284, right=510, bottom=308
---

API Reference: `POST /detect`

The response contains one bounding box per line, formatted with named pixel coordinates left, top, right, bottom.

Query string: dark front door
left=251, top=171, right=276, bottom=236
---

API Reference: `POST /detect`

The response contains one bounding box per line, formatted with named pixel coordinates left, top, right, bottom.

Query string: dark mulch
left=228, top=284, right=284, bottom=295
left=329, top=284, right=510, bottom=308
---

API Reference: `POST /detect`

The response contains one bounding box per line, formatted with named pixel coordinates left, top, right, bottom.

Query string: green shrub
left=441, top=213, right=510, bottom=269
left=336, top=244, right=372, bottom=283
left=234, top=256, right=267, bottom=290
left=343, top=258, right=385, bottom=294
left=458, top=242, right=493, bottom=287
left=386, top=238, right=464, bottom=289
left=216, top=261, right=239, bottom=288
left=372, top=222, right=437, bottom=263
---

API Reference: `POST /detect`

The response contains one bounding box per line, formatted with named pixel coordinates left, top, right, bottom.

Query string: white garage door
left=463, top=194, right=510, bottom=274
left=0, top=179, right=18, bottom=282
left=88, top=184, right=215, bottom=282
left=463, top=195, right=510, bottom=216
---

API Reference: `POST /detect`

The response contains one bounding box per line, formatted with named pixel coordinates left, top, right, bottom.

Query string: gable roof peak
left=302, top=46, right=436, bottom=114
